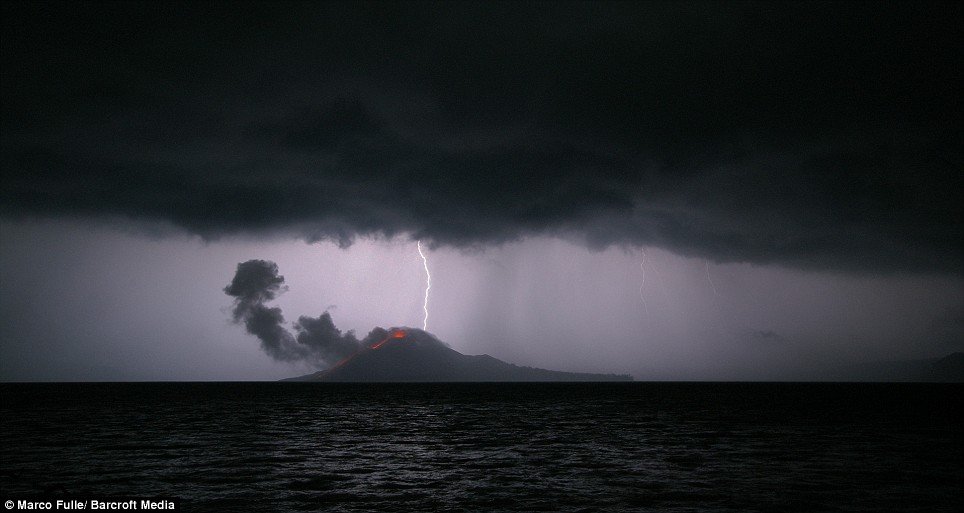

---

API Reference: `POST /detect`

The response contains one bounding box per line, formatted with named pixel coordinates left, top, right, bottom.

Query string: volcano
left=284, top=328, right=632, bottom=382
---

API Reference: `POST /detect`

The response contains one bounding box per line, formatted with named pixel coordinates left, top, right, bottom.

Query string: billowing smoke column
left=293, top=312, right=360, bottom=365
left=224, top=260, right=360, bottom=366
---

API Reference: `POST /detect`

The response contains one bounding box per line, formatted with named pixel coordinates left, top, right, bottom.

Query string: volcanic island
left=285, top=328, right=632, bottom=382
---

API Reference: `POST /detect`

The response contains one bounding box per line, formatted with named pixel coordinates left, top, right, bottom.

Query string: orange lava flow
left=371, top=329, right=407, bottom=349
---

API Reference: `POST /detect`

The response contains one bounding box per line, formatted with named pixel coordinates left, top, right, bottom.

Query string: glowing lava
left=371, top=329, right=407, bottom=349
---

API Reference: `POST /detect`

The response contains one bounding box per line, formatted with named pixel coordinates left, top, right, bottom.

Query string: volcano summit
left=285, top=328, right=632, bottom=382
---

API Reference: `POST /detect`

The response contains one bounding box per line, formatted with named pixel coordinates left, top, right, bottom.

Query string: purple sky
left=2, top=219, right=960, bottom=381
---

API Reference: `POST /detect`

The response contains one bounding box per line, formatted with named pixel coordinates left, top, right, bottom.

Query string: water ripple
left=2, top=383, right=961, bottom=512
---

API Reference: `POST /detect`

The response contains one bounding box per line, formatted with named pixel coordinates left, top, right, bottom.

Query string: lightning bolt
left=704, top=260, right=721, bottom=297
left=638, top=249, right=649, bottom=315
left=417, top=240, right=431, bottom=331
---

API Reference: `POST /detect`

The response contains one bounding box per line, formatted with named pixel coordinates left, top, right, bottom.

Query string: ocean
left=1, top=383, right=961, bottom=512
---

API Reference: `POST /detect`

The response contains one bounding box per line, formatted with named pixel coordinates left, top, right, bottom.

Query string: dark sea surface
left=1, top=383, right=961, bottom=512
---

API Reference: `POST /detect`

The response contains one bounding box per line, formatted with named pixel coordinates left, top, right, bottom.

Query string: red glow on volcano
left=371, top=329, right=407, bottom=349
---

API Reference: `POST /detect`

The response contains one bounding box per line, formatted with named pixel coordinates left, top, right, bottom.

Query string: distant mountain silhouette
left=285, top=328, right=632, bottom=382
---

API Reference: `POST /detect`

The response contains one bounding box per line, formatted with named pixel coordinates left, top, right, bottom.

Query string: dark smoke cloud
left=2, top=2, right=960, bottom=274
left=294, top=313, right=360, bottom=365
left=224, top=260, right=359, bottom=365
left=244, top=304, right=300, bottom=362
left=223, top=260, right=287, bottom=320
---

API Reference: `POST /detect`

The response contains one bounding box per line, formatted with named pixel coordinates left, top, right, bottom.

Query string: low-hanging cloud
left=224, top=260, right=359, bottom=365
left=2, top=2, right=960, bottom=274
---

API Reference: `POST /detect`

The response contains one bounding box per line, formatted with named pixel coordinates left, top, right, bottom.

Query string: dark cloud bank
left=2, top=2, right=960, bottom=273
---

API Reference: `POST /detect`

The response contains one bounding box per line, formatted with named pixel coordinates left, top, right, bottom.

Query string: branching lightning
left=638, top=249, right=649, bottom=315
left=417, top=240, right=431, bottom=331
left=704, top=260, right=721, bottom=297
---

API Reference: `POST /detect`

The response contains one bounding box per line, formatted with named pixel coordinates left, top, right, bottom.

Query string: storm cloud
left=1, top=2, right=960, bottom=273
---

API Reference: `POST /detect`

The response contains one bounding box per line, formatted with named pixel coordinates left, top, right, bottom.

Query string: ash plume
left=224, top=260, right=359, bottom=366
left=294, top=313, right=359, bottom=364
left=223, top=260, right=287, bottom=320
left=244, top=304, right=302, bottom=362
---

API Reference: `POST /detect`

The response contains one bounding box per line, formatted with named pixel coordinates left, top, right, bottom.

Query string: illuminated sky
left=1, top=2, right=961, bottom=380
